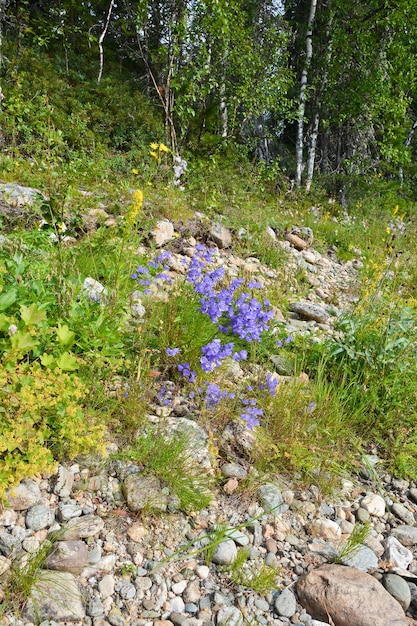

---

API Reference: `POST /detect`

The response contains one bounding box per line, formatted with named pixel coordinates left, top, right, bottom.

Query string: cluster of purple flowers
left=131, top=251, right=173, bottom=294
left=187, top=245, right=273, bottom=344
left=204, top=382, right=235, bottom=408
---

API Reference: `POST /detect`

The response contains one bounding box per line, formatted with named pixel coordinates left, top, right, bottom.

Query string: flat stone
left=82, top=277, right=108, bottom=303
left=23, top=571, right=86, bottom=622
left=391, top=526, right=417, bottom=547
left=99, top=574, right=115, bottom=598
left=340, top=544, right=378, bottom=571
left=45, top=540, right=89, bottom=575
left=392, top=503, right=415, bottom=526
left=216, top=606, right=243, bottom=626
left=60, top=514, right=105, bottom=540
left=288, top=301, right=329, bottom=324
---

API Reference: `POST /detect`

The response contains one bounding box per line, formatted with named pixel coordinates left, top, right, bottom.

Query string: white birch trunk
left=306, top=111, right=319, bottom=192
left=295, top=0, right=317, bottom=187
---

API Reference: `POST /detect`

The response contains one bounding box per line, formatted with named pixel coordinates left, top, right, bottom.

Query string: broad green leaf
left=56, top=351, right=78, bottom=371
left=56, top=323, right=75, bottom=347
left=20, top=303, right=47, bottom=326
left=10, top=330, right=38, bottom=352
left=40, top=353, right=55, bottom=368
left=0, top=314, right=10, bottom=332
left=0, top=290, right=17, bottom=312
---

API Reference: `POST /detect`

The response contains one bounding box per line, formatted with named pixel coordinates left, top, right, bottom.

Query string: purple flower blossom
left=166, top=347, right=180, bottom=356
left=177, top=362, right=197, bottom=383
left=241, top=405, right=263, bottom=430
left=204, top=383, right=234, bottom=408
left=233, top=350, right=248, bottom=362
left=200, top=339, right=234, bottom=372
left=266, top=373, right=279, bottom=396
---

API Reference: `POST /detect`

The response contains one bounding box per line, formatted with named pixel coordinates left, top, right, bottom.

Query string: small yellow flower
left=150, top=142, right=159, bottom=150
left=393, top=205, right=399, bottom=215
left=132, top=168, right=138, bottom=175
left=159, top=143, right=169, bottom=152
left=147, top=181, right=153, bottom=186
left=15, top=161, right=19, bottom=167
left=149, top=151, right=158, bottom=159
left=386, top=226, right=391, bottom=235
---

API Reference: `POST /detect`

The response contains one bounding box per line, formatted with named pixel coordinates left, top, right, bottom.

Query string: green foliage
left=225, top=546, right=280, bottom=593
left=333, top=522, right=372, bottom=564
left=0, top=532, right=61, bottom=618
left=117, top=426, right=213, bottom=512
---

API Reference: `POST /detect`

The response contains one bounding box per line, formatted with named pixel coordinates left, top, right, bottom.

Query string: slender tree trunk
left=306, top=111, right=319, bottom=191
left=219, top=47, right=229, bottom=138
left=98, top=0, right=115, bottom=83
left=295, top=0, right=317, bottom=187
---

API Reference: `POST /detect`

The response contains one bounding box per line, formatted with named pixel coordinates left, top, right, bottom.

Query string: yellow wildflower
left=159, top=143, right=169, bottom=152
left=150, top=142, right=159, bottom=150
left=149, top=151, right=158, bottom=159
left=126, top=189, right=143, bottom=225
left=393, top=205, right=399, bottom=215
left=132, top=168, right=138, bottom=175
left=386, top=226, right=391, bottom=235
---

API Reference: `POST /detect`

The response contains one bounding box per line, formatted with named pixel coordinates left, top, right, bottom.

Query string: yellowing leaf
left=20, top=303, right=47, bottom=326
left=56, top=323, right=75, bottom=347
left=56, top=351, right=79, bottom=371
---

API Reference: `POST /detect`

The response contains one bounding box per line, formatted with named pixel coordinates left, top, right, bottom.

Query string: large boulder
left=297, top=564, right=407, bottom=626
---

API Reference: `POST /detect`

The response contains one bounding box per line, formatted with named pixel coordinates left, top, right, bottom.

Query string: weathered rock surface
left=297, top=564, right=408, bottom=626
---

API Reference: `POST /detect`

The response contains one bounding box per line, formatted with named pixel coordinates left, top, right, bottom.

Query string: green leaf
left=20, top=303, right=47, bottom=326
left=56, top=323, right=75, bottom=348
left=0, top=290, right=17, bottom=312
left=40, top=353, right=55, bottom=368
left=56, top=351, right=78, bottom=371
left=10, top=330, right=39, bottom=352
left=0, top=314, right=10, bottom=332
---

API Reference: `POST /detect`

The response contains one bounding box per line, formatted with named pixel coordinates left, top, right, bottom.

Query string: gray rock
left=45, top=540, right=89, bottom=575
left=360, top=493, right=386, bottom=517
left=391, top=525, right=417, bottom=547
left=152, top=219, right=175, bottom=246
left=58, top=503, right=83, bottom=521
left=384, top=536, right=413, bottom=569
left=257, top=483, right=286, bottom=514
left=24, top=571, right=86, bottom=622
left=221, top=463, right=248, bottom=479
left=169, top=596, right=185, bottom=613
left=88, top=597, right=105, bottom=617
left=0, top=529, right=21, bottom=557
left=383, top=573, right=411, bottom=610
left=82, top=277, right=108, bottom=303
left=275, top=588, right=297, bottom=618
left=392, top=503, right=415, bottom=525
left=107, top=607, right=127, bottom=626
left=0, top=182, right=44, bottom=207
left=288, top=302, right=329, bottom=324
left=210, top=222, right=232, bottom=249
left=356, top=507, right=371, bottom=523
left=25, top=505, right=55, bottom=531
left=216, top=606, right=243, bottom=626
left=123, top=474, right=167, bottom=513
left=60, top=514, right=105, bottom=540
left=116, top=579, right=136, bottom=599
left=408, top=488, right=417, bottom=504
left=54, top=465, right=74, bottom=498
left=340, top=544, right=378, bottom=571
left=5, top=480, right=42, bottom=511
left=212, top=540, right=237, bottom=565
left=98, top=574, right=115, bottom=598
